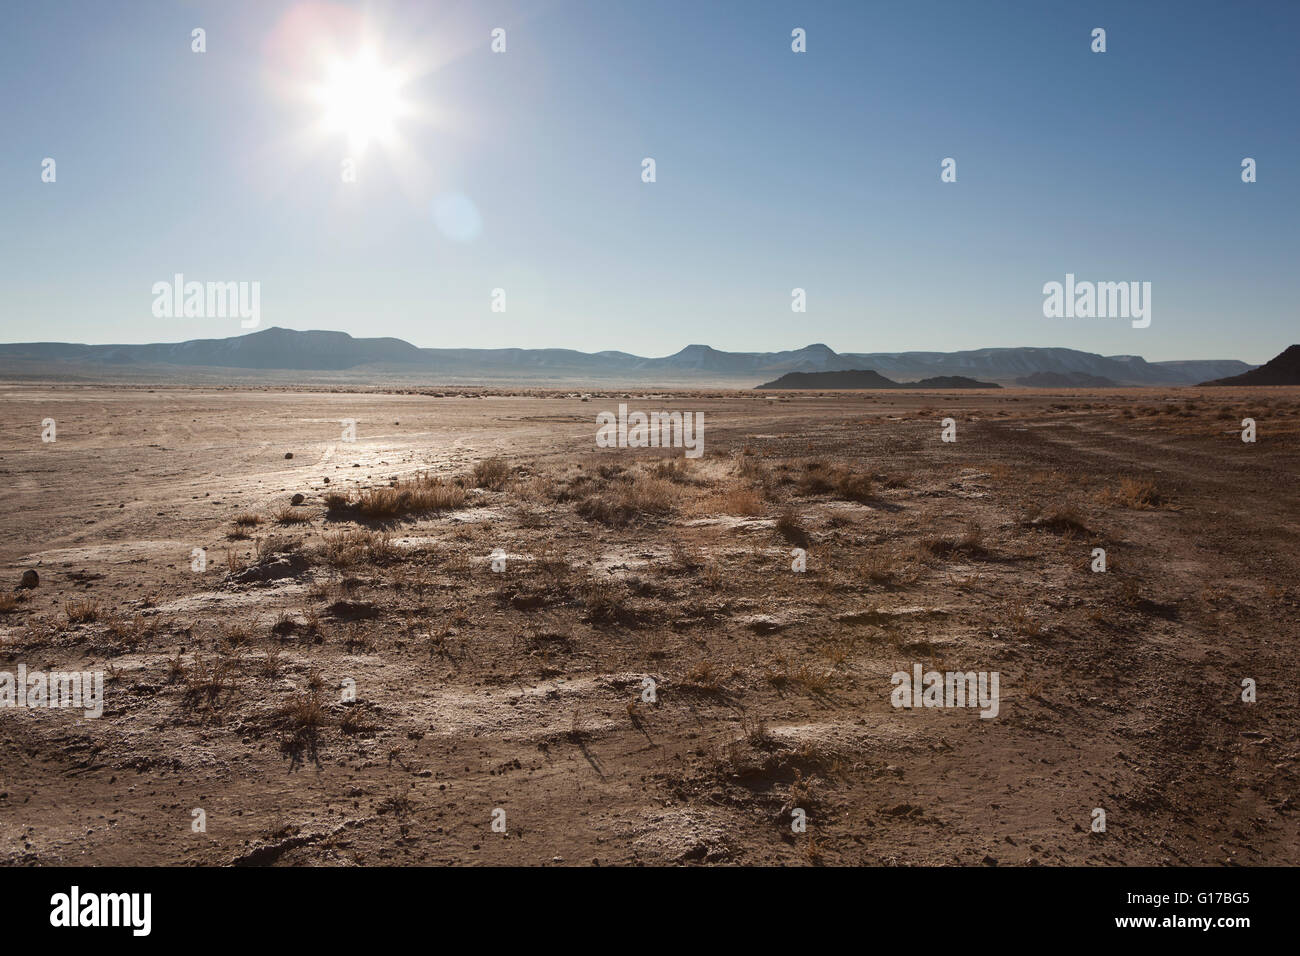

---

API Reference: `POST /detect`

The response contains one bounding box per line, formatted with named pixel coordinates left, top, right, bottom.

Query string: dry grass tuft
left=720, top=486, right=764, bottom=516
left=472, top=457, right=511, bottom=490
left=775, top=507, right=810, bottom=546
left=576, top=475, right=676, bottom=526
left=65, top=599, right=101, bottom=624
left=355, top=474, right=467, bottom=519
left=323, top=491, right=352, bottom=512
left=1106, top=477, right=1163, bottom=509
left=798, top=461, right=873, bottom=502
left=274, top=506, right=313, bottom=525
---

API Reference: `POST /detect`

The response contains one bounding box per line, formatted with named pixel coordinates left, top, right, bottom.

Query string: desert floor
left=1, top=384, right=1297, bottom=865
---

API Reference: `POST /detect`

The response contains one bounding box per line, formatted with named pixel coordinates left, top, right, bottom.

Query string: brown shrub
left=473, top=457, right=511, bottom=490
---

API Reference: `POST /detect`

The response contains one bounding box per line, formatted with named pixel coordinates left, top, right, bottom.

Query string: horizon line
left=0, top=326, right=1278, bottom=366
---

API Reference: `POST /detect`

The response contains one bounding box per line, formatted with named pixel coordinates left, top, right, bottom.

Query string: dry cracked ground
left=1, top=384, right=1297, bottom=866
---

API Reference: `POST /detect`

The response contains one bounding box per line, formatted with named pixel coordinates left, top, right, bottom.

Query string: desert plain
left=0, top=384, right=1297, bottom=865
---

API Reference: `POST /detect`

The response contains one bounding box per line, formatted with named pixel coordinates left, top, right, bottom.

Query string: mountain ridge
left=0, top=327, right=1260, bottom=387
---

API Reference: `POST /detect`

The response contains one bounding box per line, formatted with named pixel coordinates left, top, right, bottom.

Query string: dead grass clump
left=797, top=461, right=834, bottom=495
left=670, top=539, right=702, bottom=571
left=65, top=600, right=101, bottom=624
left=355, top=487, right=402, bottom=518
left=320, top=528, right=399, bottom=567
left=340, top=706, right=377, bottom=735
left=165, top=651, right=187, bottom=683
left=628, top=475, right=676, bottom=514
left=0, top=593, right=22, bottom=614
left=323, top=491, right=352, bottom=513
left=720, top=486, right=764, bottom=516
left=1029, top=508, right=1090, bottom=536
left=183, top=654, right=234, bottom=710
left=652, top=458, right=704, bottom=486
left=798, top=462, right=872, bottom=502
left=105, top=612, right=160, bottom=647
left=233, top=513, right=262, bottom=528
left=261, top=647, right=283, bottom=677
left=320, top=529, right=366, bottom=568
left=356, top=475, right=466, bottom=519
left=923, top=521, right=990, bottom=556
left=1008, top=604, right=1044, bottom=638
left=274, top=506, right=312, bottom=525
left=683, top=659, right=724, bottom=694
left=775, top=507, right=810, bottom=547
left=280, top=690, right=325, bottom=731
left=223, top=622, right=255, bottom=646
left=581, top=579, right=636, bottom=626
left=832, top=469, right=873, bottom=503
left=1105, top=477, right=1163, bottom=509
left=532, top=546, right=572, bottom=587
left=473, top=457, right=511, bottom=491
left=700, top=561, right=725, bottom=590
left=576, top=475, right=675, bottom=526
left=256, top=535, right=301, bottom=560
left=278, top=690, right=327, bottom=761
left=857, top=551, right=898, bottom=584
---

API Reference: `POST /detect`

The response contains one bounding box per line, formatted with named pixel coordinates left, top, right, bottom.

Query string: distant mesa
left=1014, top=371, right=1120, bottom=388
left=1199, top=345, right=1300, bottom=386
left=908, top=375, right=1002, bottom=389
left=756, top=369, right=896, bottom=389
left=755, top=370, right=1000, bottom=390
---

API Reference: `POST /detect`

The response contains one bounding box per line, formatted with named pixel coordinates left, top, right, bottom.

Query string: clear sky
left=2, top=0, right=1296, bottom=362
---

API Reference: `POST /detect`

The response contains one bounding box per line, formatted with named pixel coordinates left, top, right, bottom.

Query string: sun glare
left=313, top=50, right=406, bottom=152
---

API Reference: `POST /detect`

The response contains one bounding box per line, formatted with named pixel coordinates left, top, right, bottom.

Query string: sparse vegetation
left=12, top=385, right=1294, bottom=867
left=64, top=599, right=101, bottom=624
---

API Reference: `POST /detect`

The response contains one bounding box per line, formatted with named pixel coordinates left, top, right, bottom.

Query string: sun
left=312, top=49, right=407, bottom=153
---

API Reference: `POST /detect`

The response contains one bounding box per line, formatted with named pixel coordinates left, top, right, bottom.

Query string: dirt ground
left=1, top=384, right=1297, bottom=866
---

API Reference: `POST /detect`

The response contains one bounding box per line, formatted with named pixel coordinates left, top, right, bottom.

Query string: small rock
left=19, top=569, right=39, bottom=589
left=284, top=452, right=293, bottom=459
left=226, top=552, right=310, bottom=584
left=291, top=493, right=305, bottom=505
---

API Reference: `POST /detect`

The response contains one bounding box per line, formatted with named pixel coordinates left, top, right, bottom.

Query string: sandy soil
left=0, top=384, right=1297, bottom=865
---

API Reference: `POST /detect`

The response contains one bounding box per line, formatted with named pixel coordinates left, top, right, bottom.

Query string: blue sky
left=2, top=0, right=1296, bottom=362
